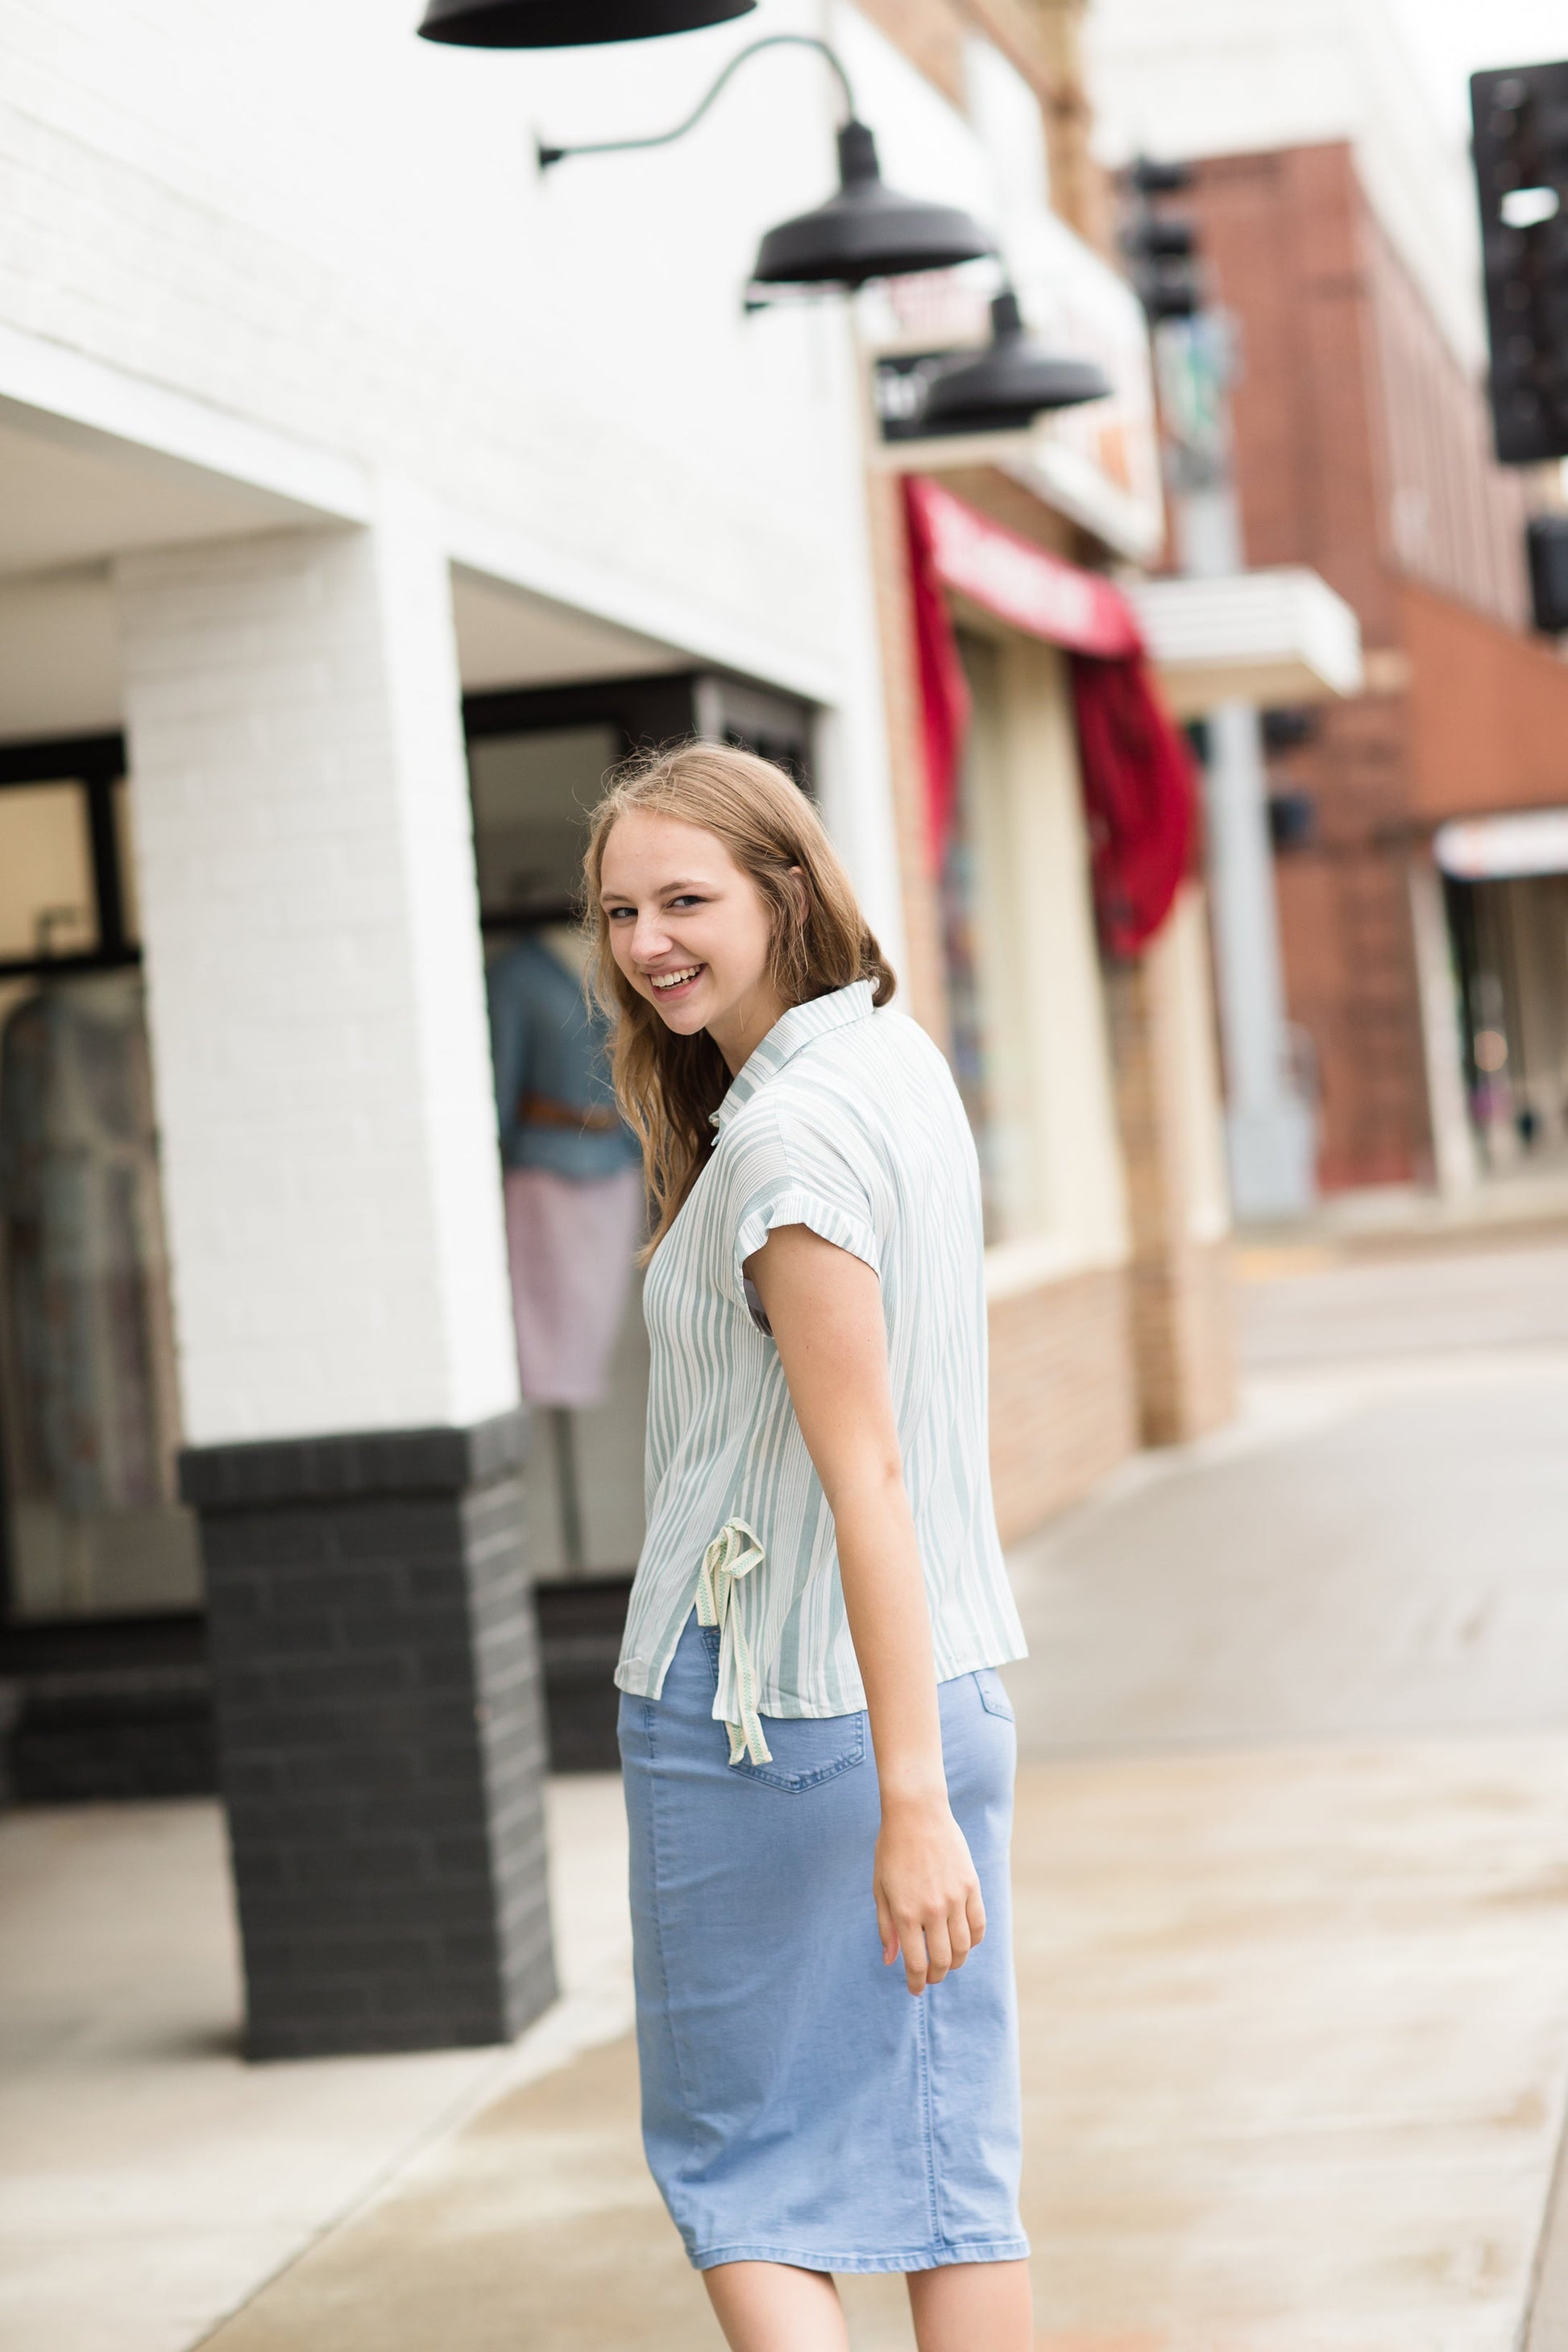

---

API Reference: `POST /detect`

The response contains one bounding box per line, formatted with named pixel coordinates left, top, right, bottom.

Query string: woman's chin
left=649, top=990, right=710, bottom=1033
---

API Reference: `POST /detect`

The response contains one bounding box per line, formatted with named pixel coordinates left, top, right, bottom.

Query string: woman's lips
left=647, top=963, right=704, bottom=1003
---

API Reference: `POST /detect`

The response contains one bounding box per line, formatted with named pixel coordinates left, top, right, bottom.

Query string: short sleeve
left=728, top=1099, right=881, bottom=1321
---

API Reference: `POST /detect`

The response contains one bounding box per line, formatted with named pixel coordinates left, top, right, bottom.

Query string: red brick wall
left=1401, top=581, right=1568, bottom=820
left=1263, top=678, right=1430, bottom=1188
left=1193, top=147, right=1402, bottom=638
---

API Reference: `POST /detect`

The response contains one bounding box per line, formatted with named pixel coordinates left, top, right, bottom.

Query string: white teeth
left=652, top=966, right=701, bottom=989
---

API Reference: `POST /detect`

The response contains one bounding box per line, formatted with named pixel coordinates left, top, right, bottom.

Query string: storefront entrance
left=1446, top=869, right=1568, bottom=1167
left=1437, top=812, right=1568, bottom=1172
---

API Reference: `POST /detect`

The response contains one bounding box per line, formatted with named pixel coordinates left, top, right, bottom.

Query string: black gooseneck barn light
left=535, top=34, right=995, bottom=290
left=918, top=288, right=1112, bottom=435
left=418, top=0, right=755, bottom=47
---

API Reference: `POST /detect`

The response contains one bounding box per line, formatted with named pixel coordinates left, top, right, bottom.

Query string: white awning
left=1124, top=568, right=1363, bottom=716
left=1434, top=810, right=1568, bottom=881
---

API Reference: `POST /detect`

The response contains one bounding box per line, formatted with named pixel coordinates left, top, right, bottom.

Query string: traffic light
left=1471, top=60, right=1568, bottom=463
left=1120, top=156, right=1202, bottom=322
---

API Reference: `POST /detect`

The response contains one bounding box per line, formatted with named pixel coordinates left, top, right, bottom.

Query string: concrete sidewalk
left=0, top=1779, right=633, bottom=2352
left=181, top=1737, right=1568, bottom=2352
left=6, top=1230, right=1568, bottom=2350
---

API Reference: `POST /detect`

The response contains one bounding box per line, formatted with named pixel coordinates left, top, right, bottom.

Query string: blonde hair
left=583, top=740, right=895, bottom=1253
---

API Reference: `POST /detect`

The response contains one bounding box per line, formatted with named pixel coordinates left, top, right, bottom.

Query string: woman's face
left=599, top=811, right=786, bottom=1070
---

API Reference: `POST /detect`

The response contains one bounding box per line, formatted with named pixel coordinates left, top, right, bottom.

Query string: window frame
left=0, top=732, right=135, bottom=982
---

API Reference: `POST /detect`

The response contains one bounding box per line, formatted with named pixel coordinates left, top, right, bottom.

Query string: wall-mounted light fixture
left=918, top=289, right=1111, bottom=434
left=534, top=34, right=995, bottom=291
left=418, top=0, right=755, bottom=47
left=421, top=12, right=1108, bottom=438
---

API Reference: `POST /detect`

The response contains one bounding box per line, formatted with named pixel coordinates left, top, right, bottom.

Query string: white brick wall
left=116, top=505, right=520, bottom=1445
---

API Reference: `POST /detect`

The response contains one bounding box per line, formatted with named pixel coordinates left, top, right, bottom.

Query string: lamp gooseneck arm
left=536, top=32, right=857, bottom=172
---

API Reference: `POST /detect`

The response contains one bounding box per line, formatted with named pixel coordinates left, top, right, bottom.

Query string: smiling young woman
left=585, top=743, right=1031, bottom=2352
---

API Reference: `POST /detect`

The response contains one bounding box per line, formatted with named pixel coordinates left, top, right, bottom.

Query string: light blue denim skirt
left=618, top=1611, right=1028, bottom=2274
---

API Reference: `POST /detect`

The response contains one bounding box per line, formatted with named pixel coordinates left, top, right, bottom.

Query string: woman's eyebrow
left=599, top=875, right=711, bottom=902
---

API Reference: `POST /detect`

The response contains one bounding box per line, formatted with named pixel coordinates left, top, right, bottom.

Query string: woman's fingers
left=892, top=1894, right=985, bottom=1994
left=875, top=1885, right=898, bottom=1968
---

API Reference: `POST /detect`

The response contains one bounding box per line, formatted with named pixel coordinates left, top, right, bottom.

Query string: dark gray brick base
left=181, top=1411, right=556, bottom=2060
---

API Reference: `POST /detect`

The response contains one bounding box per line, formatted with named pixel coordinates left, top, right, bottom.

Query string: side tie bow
left=696, top=1518, right=773, bottom=1767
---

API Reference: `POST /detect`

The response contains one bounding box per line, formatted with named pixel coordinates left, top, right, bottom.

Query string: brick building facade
left=1180, top=140, right=1568, bottom=1191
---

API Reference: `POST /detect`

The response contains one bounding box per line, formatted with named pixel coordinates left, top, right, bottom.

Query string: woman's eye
left=606, top=906, right=636, bottom=922
left=669, top=895, right=703, bottom=910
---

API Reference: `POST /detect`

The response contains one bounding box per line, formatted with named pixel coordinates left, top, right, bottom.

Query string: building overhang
left=1433, top=808, right=1568, bottom=881
left=1123, top=568, right=1364, bottom=716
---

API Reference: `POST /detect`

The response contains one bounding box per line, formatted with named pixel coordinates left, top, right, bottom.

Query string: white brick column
left=115, top=494, right=550, bottom=2058
left=115, top=491, right=519, bottom=1447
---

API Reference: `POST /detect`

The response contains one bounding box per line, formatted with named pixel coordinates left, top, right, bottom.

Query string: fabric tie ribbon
left=696, top=1517, right=773, bottom=1768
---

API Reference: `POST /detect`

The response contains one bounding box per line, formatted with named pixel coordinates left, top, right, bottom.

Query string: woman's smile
left=646, top=962, right=706, bottom=999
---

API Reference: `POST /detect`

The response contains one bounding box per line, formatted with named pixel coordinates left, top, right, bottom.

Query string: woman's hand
left=874, top=1795, right=986, bottom=1996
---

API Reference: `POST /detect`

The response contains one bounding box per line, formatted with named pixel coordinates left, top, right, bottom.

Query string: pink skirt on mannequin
left=503, top=1166, right=645, bottom=1408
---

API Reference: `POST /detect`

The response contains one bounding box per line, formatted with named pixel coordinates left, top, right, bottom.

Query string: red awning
left=902, top=476, right=1194, bottom=958
left=905, top=476, right=1143, bottom=660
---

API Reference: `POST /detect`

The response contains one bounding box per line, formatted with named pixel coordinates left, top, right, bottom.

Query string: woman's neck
left=708, top=979, right=791, bottom=1076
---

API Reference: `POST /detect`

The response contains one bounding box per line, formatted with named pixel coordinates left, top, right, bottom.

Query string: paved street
left=6, top=1232, right=1568, bottom=2351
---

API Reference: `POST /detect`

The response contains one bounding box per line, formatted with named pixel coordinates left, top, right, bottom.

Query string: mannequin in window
left=486, top=909, right=644, bottom=1574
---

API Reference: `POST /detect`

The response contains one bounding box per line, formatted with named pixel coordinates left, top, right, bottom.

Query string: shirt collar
left=710, top=981, right=875, bottom=1131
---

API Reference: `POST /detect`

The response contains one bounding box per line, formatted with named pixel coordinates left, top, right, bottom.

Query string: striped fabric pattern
left=616, top=981, right=1027, bottom=1728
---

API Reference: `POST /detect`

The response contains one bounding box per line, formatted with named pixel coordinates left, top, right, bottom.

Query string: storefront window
left=936, top=627, right=1130, bottom=1269
left=0, top=782, right=98, bottom=960
left=0, top=747, right=199, bottom=1621
left=940, top=632, right=1018, bottom=1247
left=940, top=787, right=1001, bottom=1239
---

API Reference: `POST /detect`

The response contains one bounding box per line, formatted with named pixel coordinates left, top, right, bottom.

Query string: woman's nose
left=631, top=911, right=671, bottom=964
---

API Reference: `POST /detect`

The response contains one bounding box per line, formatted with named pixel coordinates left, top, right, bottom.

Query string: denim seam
left=689, top=2236, right=1031, bottom=2274
left=643, top=1698, right=699, bottom=2142
left=735, top=1716, right=867, bottom=1794
left=914, top=1974, right=944, bottom=2247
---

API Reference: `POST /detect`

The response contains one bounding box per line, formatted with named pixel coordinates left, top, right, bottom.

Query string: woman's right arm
left=744, top=1219, right=984, bottom=1996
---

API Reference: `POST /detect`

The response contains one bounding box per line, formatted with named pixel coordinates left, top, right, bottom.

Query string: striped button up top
left=616, top=981, right=1027, bottom=1735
